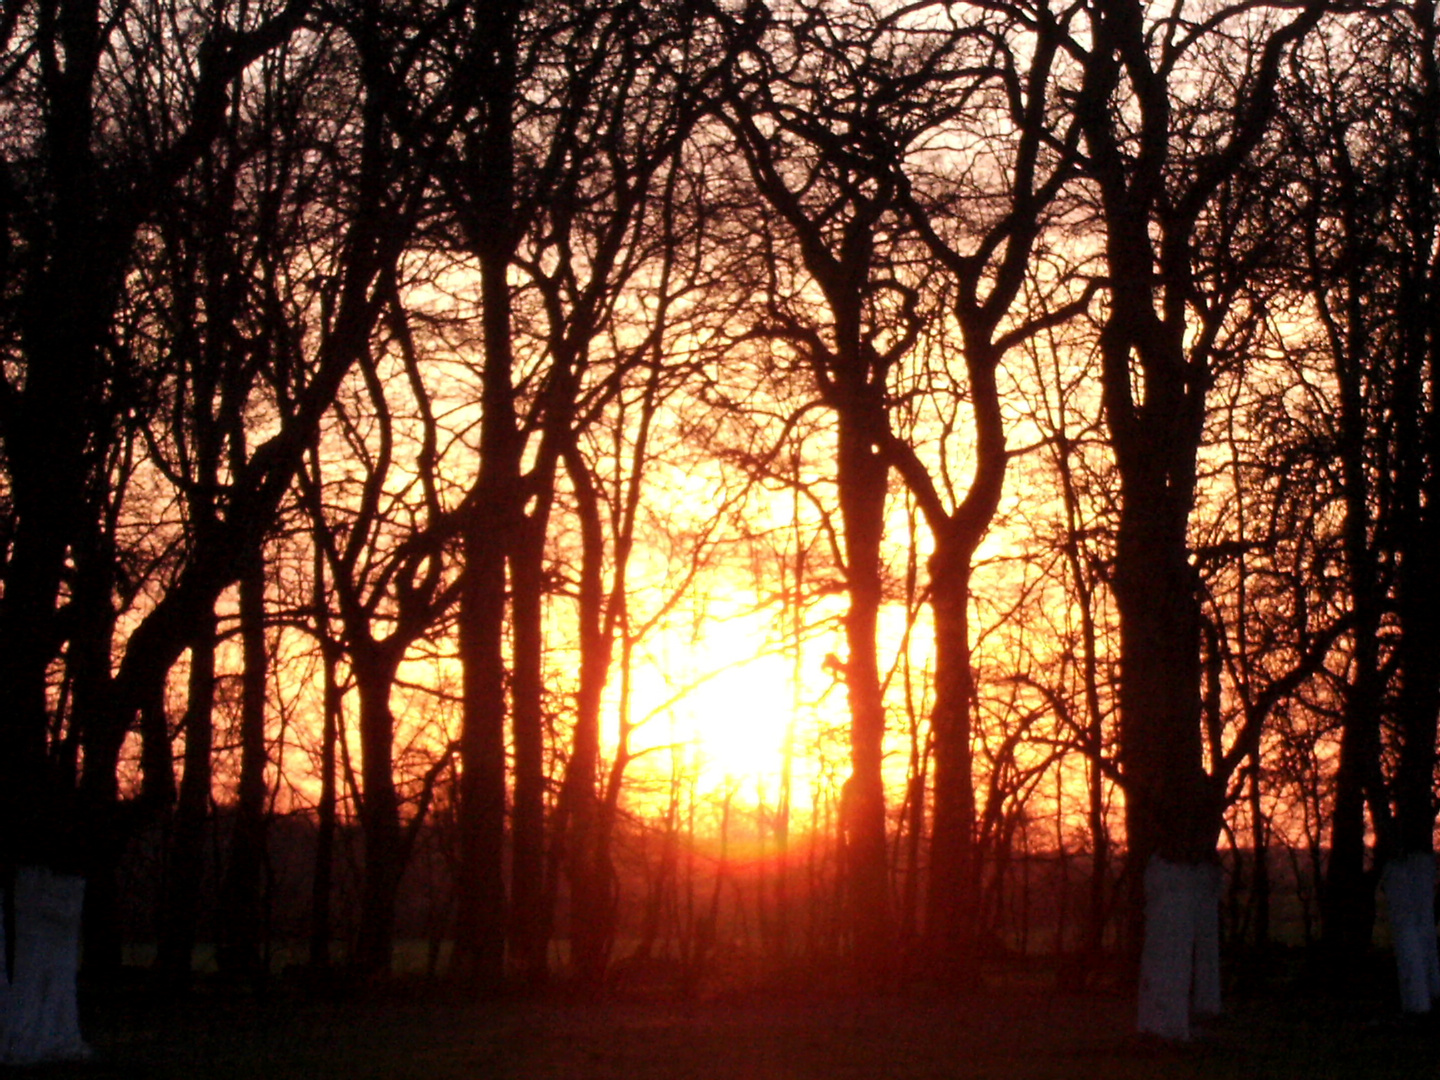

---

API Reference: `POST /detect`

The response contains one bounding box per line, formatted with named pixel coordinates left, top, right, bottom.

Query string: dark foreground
left=13, top=975, right=1439, bottom=1079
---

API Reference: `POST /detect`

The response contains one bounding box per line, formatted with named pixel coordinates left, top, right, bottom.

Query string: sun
left=617, top=607, right=837, bottom=800
left=674, top=647, right=796, bottom=784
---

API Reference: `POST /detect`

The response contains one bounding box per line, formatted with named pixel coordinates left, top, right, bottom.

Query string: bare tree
left=298, top=279, right=461, bottom=974
left=0, top=0, right=440, bottom=1051
left=873, top=0, right=1089, bottom=976
left=1067, top=0, right=1329, bottom=1038
left=1283, top=1, right=1440, bottom=1010
left=718, top=3, right=928, bottom=973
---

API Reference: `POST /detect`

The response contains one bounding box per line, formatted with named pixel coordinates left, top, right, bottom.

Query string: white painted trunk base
left=1137, top=857, right=1223, bottom=1040
left=1383, top=853, right=1440, bottom=1014
left=1191, top=862, right=1223, bottom=1017
left=0, top=866, right=89, bottom=1064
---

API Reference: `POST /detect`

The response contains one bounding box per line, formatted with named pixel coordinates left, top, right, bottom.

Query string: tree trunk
left=453, top=527, right=510, bottom=992
left=554, top=437, right=616, bottom=991
left=157, top=615, right=217, bottom=981
left=1114, top=486, right=1222, bottom=1039
left=217, top=548, right=269, bottom=977
left=1321, top=389, right=1388, bottom=971
left=1382, top=854, right=1440, bottom=1013
left=508, top=515, right=550, bottom=986
left=1389, top=32, right=1440, bottom=995
left=1136, top=858, right=1222, bottom=1040
left=1248, top=756, right=1271, bottom=952
left=353, top=654, right=404, bottom=975
left=925, top=545, right=979, bottom=975
left=451, top=0, right=521, bottom=989
left=309, top=633, right=341, bottom=970
left=74, top=701, right=131, bottom=982
left=1055, top=427, right=1111, bottom=970
left=1097, top=302, right=1222, bottom=1038
left=70, top=545, right=126, bottom=980
left=0, top=868, right=89, bottom=1064
left=835, top=413, right=893, bottom=974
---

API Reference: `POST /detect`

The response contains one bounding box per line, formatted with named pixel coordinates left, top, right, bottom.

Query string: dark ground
left=11, top=966, right=1440, bottom=1079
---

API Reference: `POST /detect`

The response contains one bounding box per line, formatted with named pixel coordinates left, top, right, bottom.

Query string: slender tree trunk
left=1248, top=755, right=1271, bottom=952
left=1054, top=428, right=1111, bottom=969
left=508, top=515, right=550, bottom=985
left=217, top=547, right=269, bottom=976
left=309, top=634, right=341, bottom=970
left=890, top=331, right=1006, bottom=978
left=558, top=464, right=608, bottom=991
left=1087, top=748, right=1110, bottom=962
left=158, top=614, right=217, bottom=980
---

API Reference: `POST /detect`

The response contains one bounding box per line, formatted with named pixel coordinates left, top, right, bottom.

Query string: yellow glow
left=616, top=608, right=809, bottom=797
left=609, top=593, right=929, bottom=813
left=648, top=627, right=798, bottom=787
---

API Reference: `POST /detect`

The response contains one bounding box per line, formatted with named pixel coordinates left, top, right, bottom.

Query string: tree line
left=1, top=0, right=1436, bottom=1058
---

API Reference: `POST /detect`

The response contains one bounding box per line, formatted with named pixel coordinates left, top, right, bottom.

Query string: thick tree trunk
left=1136, top=858, right=1222, bottom=1040
left=452, top=0, right=521, bottom=988
left=835, top=414, right=893, bottom=973
left=1114, top=495, right=1221, bottom=1039
left=0, top=0, right=111, bottom=883
left=1322, top=418, right=1388, bottom=968
left=1098, top=305, right=1221, bottom=1039
left=1114, top=502, right=1212, bottom=866
left=1390, top=140, right=1440, bottom=994
left=454, top=527, right=510, bottom=992
left=0, top=868, right=89, bottom=1064
left=1393, top=584, right=1440, bottom=855
left=1382, top=854, right=1440, bottom=1013
left=925, top=550, right=979, bottom=974
left=70, top=547, right=126, bottom=980
left=354, top=657, right=404, bottom=975
left=1074, top=0, right=1326, bottom=1032
left=0, top=362, right=90, bottom=875
left=77, top=728, right=124, bottom=980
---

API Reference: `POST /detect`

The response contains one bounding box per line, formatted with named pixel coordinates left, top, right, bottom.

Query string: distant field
left=21, top=974, right=1439, bottom=1080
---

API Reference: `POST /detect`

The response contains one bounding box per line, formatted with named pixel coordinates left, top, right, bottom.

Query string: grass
left=13, top=966, right=1440, bottom=1079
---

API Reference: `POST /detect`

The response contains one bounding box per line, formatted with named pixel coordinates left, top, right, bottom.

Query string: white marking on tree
left=0, top=866, right=90, bottom=1065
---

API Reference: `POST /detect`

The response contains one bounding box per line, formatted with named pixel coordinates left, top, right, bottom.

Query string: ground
left=11, top=971, right=1439, bottom=1079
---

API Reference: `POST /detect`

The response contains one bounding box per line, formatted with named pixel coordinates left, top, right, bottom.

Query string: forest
left=1, top=0, right=1438, bottom=1064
